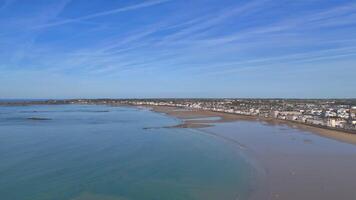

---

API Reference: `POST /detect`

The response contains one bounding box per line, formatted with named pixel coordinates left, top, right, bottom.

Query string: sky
left=0, top=0, right=355, bottom=99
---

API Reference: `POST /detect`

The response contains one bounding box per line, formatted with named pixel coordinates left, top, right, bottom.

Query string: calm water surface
left=0, top=105, right=253, bottom=200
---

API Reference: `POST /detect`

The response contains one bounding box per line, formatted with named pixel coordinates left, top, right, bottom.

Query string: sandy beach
left=147, top=105, right=356, bottom=145
left=145, top=105, right=356, bottom=200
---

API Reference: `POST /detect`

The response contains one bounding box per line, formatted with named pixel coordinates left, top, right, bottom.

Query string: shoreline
left=143, top=105, right=356, bottom=145
left=1, top=101, right=354, bottom=136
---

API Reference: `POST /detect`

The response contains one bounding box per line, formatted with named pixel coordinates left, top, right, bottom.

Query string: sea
left=0, top=104, right=254, bottom=200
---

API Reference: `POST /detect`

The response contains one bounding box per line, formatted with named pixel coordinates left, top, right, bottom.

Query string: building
left=327, top=118, right=336, bottom=127
left=270, top=110, right=279, bottom=118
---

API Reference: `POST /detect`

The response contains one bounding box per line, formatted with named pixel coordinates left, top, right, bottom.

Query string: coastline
left=143, top=105, right=356, bottom=200
left=144, top=105, right=356, bottom=145
left=2, top=103, right=356, bottom=199
left=1, top=100, right=354, bottom=138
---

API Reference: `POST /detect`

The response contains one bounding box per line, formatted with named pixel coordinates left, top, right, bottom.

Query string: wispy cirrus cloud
left=1, top=0, right=356, bottom=98
left=157, top=0, right=271, bottom=44
left=34, top=0, right=172, bottom=29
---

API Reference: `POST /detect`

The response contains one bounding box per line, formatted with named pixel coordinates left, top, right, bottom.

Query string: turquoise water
left=0, top=105, right=253, bottom=200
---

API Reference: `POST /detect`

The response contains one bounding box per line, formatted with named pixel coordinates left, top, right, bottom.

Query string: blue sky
left=0, top=0, right=355, bottom=98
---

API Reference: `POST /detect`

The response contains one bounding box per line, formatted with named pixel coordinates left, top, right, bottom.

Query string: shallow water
left=0, top=105, right=253, bottom=200
left=205, top=121, right=356, bottom=200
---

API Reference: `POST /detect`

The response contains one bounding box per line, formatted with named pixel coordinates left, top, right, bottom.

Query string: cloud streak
left=35, top=0, right=172, bottom=29
left=1, top=0, right=356, bottom=98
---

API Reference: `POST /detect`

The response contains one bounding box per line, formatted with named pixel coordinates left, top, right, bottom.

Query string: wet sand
left=148, top=106, right=257, bottom=126
left=145, top=105, right=356, bottom=200
left=207, top=122, right=356, bottom=200
left=147, top=105, right=356, bottom=145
